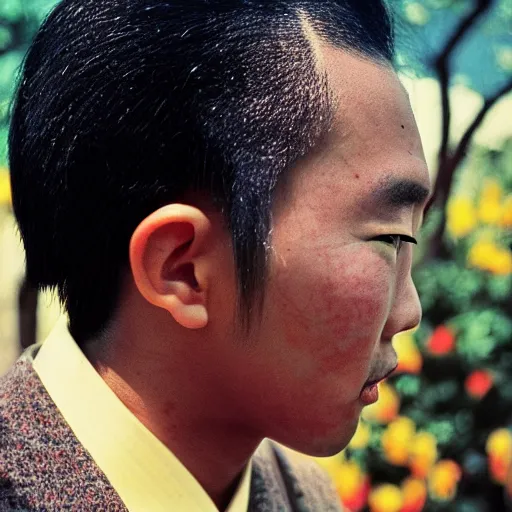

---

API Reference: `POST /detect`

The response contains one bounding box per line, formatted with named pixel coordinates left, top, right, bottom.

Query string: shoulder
left=0, top=357, right=43, bottom=510
left=253, top=440, right=344, bottom=511
left=277, top=444, right=344, bottom=511
left=0, top=357, right=126, bottom=511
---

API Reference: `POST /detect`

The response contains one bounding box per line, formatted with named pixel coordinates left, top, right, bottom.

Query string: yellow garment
left=32, top=316, right=252, bottom=512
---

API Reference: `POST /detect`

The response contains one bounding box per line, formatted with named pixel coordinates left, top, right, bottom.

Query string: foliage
left=0, top=0, right=59, bottom=167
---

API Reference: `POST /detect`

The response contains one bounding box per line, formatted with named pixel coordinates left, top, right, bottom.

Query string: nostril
left=382, top=283, right=422, bottom=339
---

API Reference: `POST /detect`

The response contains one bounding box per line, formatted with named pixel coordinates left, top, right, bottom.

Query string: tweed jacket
left=0, top=353, right=342, bottom=511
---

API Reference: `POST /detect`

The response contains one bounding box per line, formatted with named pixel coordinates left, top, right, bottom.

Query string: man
left=1, top=0, right=431, bottom=510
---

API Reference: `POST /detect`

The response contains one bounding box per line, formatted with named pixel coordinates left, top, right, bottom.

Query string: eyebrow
left=371, top=178, right=431, bottom=209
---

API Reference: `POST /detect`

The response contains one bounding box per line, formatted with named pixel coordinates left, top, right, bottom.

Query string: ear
left=129, top=204, right=212, bottom=329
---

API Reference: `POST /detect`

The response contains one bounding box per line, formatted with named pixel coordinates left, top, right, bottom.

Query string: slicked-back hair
left=9, top=0, right=394, bottom=344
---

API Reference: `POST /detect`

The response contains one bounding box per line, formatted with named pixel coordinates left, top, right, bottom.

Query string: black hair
left=9, top=0, right=394, bottom=344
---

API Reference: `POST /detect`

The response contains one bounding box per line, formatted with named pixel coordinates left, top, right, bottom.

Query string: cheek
left=271, top=244, right=391, bottom=372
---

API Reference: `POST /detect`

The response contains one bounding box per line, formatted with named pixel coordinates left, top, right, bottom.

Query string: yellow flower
left=349, top=419, right=371, bottom=450
left=478, top=179, right=503, bottom=226
left=368, top=484, right=403, bottom=512
left=479, top=200, right=503, bottom=225
left=427, top=460, right=461, bottom=501
left=362, top=381, right=400, bottom=424
left=482, top=179, right=503, bottom=201
left=486, top=429, right=512, bottom=484
left=446, top=197, right=477, bottom=238
left=313, top=453, right=345, bottom=477
left=401, top=478, right=427, bottom=512
left=0, top=169, right=11, bottom=207
left=488, top=249, right=512, bottom=275
left=409, top=432, right=438, bottom=478
left=487, top=429, right=512, bottom=457
left=381, top=416, right=416, bottom=465
left=393, top=331, right=422, bottom=374
left=468, top=238, right=512, bottom=275
left=500, top=196, right=512, bottom=227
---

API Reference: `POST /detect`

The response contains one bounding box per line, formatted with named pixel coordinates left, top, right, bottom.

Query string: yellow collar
left=32, top=316, right=252, bottom=512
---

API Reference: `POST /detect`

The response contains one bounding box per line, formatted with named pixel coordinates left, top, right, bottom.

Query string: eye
left=373, top=234, right=418, bottom=253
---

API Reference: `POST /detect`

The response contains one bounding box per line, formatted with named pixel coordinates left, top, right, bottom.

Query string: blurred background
left=0, top=0, right=511, bottom=510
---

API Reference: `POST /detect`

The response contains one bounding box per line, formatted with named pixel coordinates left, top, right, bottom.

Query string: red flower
left=343, top=477, right=371, bottom=512
left=489, top=454, right=510, bottom=484
left=465, top=370, right=493, bottom=399
left=427, top=326, right=455, bottom=355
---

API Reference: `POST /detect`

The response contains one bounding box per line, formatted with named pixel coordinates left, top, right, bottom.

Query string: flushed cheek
left=274, top=244, right=391, bottom=375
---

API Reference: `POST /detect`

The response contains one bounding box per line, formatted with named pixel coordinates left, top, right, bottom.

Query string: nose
left=382, top=275, right=422, bottom=340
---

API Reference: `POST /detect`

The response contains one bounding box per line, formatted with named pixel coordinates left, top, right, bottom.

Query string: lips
left=363, top=362, right=398, bottom=389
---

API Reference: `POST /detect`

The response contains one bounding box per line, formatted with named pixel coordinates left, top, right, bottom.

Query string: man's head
left=9, top=0, right=430, bottom=455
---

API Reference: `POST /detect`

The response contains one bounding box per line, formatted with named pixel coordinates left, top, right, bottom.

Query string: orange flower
left=465, top=370, right=493, bottom=399
left=409, top=432, right=438, bottom=478
left=381, top=417, right=416, bottom=466
left=426, top=326, right=455, bottom=356
left=394, top=331, right=422, bottom=374
left=427, top=460, right=462, bottom=501
left=486, top=429, right=512, bottom=484
left=368, top=484, right=403, bottom=512
left=332, top=460, right=370, bottom=511
left=400, top=478, right=427, bottom=512
left=362, top=381, right=400, bottom=424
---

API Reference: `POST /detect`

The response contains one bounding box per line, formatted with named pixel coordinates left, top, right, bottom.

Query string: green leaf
left=0, top=0, right=23, bottom=22
left=0, top=50, right=25, bottom=100
left=457, top=335, right=496, bottom=364
left=427, top=419, right=456, bottom=445
left=486, top=273, right=512, bottom=302
left=394, top=375, right=421, bottom=397
left=455, top=498, right=490, bottom=512
left=0, top=125, right=8, bottom=168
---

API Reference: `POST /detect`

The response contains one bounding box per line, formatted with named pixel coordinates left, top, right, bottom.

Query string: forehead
left=278, top=45, right=431, bottom=216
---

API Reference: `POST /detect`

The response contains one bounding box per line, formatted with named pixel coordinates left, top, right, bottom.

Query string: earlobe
left=129, top=204, right=210, bottom=330
left=169, top=298, right=208, bottom=330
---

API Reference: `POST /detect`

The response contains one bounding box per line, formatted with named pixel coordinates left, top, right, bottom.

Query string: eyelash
left=374, top=234, right=418, bottom=253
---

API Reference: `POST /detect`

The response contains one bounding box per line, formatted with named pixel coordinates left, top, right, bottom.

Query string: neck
left=83, top=324, right=261, bottom=511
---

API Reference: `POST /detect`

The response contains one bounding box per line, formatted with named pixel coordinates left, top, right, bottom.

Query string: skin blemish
left=401, top=124, right=405, bottom=129
left=355, top=173, right=360, bottom=179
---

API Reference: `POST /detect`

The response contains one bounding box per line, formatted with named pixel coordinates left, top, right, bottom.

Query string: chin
left=303, top=436, right=353, bottom=458
left=275, top=420, right=359, bottom=458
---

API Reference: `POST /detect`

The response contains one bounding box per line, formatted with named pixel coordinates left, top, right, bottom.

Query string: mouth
left=359, top=362, right=398, bottom=406
left=363, top=362, right=398, bottom=389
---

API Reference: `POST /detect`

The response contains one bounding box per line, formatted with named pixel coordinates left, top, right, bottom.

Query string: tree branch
left=424, top=0, right=498, bottom=261
left=425, top=78, right=512, bottom=261
left=434, top=0, right=493, bottom=168
left=452, top=77, right=512, bottom=166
